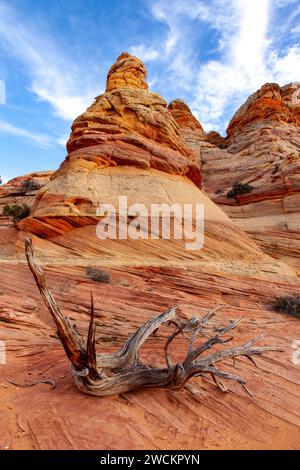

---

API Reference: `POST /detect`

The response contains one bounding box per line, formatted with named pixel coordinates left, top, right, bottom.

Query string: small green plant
left=274, top=294, right=300, bottom=318
left=3, top=204, right=30, bottom=222
left=87, top=266, right=111, bottom=283
left=22, top=179, right=42, bottom=191
left=227, top=182, right=254, bottom=198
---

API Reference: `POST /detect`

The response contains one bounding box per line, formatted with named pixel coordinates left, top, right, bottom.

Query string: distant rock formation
left=206, top=131, right=226, bottom=148
left=199, top=82, right=300, bottom=274
left=168, top=99, right=206, bottom=167
left=11, top=53, right=294, bottom=281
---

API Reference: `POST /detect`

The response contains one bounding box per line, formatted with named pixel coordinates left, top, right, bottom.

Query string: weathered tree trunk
left=25, top=238, right=282, bottom=397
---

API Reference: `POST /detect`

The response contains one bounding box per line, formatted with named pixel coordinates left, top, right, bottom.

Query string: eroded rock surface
left=0, top=57, right=299, bottom=450
left=172, top=83, right=300, bottom=274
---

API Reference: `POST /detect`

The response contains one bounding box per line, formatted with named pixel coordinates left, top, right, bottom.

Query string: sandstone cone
left=13, top=54, right=295, bottom=282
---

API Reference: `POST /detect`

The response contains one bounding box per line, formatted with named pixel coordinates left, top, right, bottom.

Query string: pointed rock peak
left=168, top=99, right=192, bottom=112
left=226, top=82, right=298, bottom=139
left=206, top=131, right=226, bottom=148
left=105, top=52, right=148, bottom=92
left=168, top=99, right=206, bottom=135
left=281, top=82, right=300, bottom=104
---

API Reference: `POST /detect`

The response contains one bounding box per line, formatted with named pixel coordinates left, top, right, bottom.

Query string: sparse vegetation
left=274, top=294, right=300, bottom=318
left=25, top=237, right=283, bottom=398
left=87, top=266, right=111, bottom=283
left=215, top=188, right=223, bottom=195
left=3, top=204, right=30, bottom=222
left=227, top=182, right=254, bottom=198
left=21, top=179, right=42, bottom=191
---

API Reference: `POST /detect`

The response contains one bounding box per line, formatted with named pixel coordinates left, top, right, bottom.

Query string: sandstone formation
left=19, top=52, right=201, bottom=238
left=0, top=55, right=300, bottom=450
left=206, top=131, right=226, bottom=148
left=200, top=82, right=300, bottom=274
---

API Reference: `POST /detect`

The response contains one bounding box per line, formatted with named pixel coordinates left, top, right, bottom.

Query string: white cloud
left=269, top=46, right=300, bottom=84
left=57, top=134, right=69, bottom=147
left=291, top=25, right=300, bottom=34
left=192, top=0, right=272, bottom=130
left=129, top=45, right=159, bottom=61
left=0, top=0, right=298, bottom=137
left=0, top=3, right=98, bottom=121
left=0, top=120, right=53, bottom=148
left=151, top=2, right=181, bottom=55
left=275, top=0, right=298, bottom=6
left=232, top=0, right=270, bottom=76
left=0, top=80, right=5, bottom=104
left=0, top=173, right=10, bottom=185
left=145, top=0, right=300, bottom=133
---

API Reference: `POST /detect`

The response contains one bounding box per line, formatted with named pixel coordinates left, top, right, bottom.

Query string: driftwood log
left=25, top=238, right=282, bottom=397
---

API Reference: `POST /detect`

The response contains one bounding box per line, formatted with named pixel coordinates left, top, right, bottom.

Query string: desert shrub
left=22, top=179, right=42, bottom=191
left=3, top=204, right=30, bottom=222
left=274, top=294, right=300, bottom=318
left=87, top=266, right=111, bottom=283
left=227, top=182, right=254, bottom=198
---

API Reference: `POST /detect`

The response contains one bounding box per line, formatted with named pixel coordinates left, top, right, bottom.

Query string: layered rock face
left=20, top=52, right=201, bottom=238
left=0, top=56, right=300, bottom=450
left=15, top=52, right=293, bottom=281
left=206, top=130, right=226, bottom=147
left=168, top=100, right=206, bottom=159
left=168, top=99, right=226, bottom=171
left=66, top=52, right=199, bottom=182
left=170, top=83, right=300, bottom=274
left=200, top=82, right=300, bottom=274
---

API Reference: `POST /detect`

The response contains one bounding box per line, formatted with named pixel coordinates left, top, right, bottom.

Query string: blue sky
left=0, top=0, right=299, bottom=182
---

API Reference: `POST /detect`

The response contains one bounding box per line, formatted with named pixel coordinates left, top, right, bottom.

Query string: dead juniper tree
left=25, top=238, right=282, bottom=397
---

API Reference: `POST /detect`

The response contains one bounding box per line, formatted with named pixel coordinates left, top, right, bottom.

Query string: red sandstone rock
left=0, top=57, right=300, bottom=450
left=226, top=83, right=298, bottom=143
left=106, top=52, right=149, bottom=92
left=206, top=131, right=226, bottom=148
left=168, top=99, right=216, bottom=171
left=65, top=52, right=200, bottom=185
left=198, top=82, right=300, bottom=274
left=170, top=82, right=300, bottom=274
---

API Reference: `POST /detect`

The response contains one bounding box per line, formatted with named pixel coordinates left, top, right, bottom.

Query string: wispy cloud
left=129, top=45, right=159, bottom=61
left=0, top=2, right=98, bottom=121
left=0, top=80, right=5, bottom=104
left=0, top=0, right=299, bottom=139
left=136, top=0, right=300, bottom=132
left=0, top=120, right=53, bottom=148
left=192, top=0, right=272, bottom=130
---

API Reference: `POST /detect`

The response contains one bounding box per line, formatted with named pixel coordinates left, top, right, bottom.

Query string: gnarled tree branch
left=25, top=238, right=283, bottom=397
